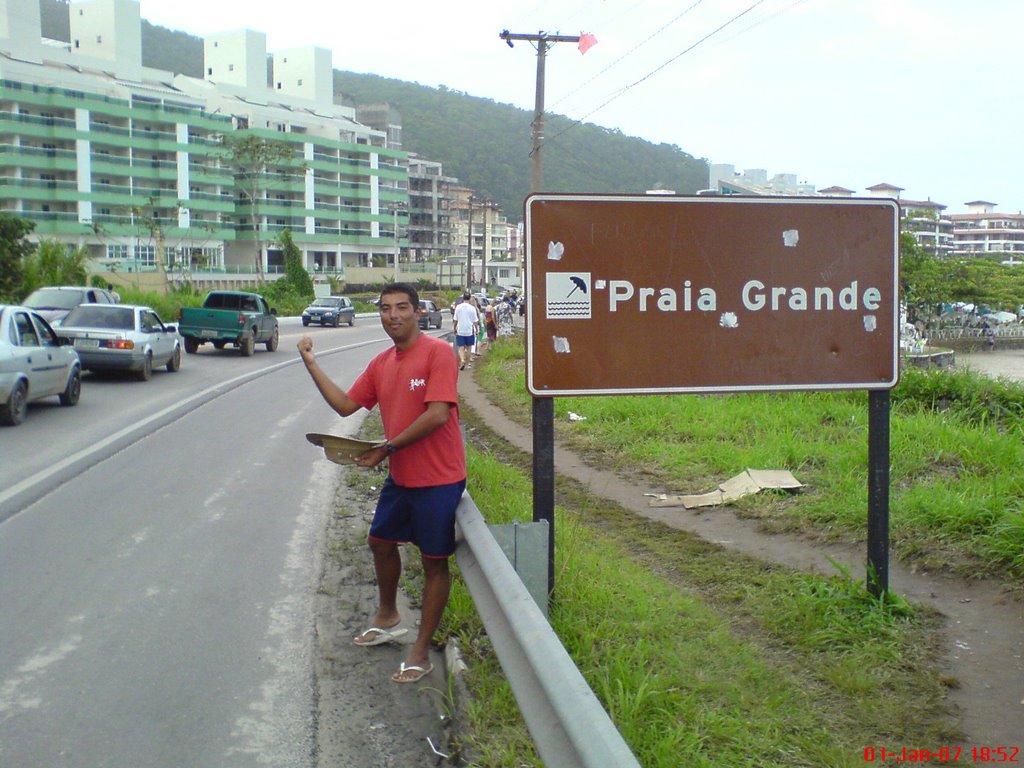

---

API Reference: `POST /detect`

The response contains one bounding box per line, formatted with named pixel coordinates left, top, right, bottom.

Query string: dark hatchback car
left=301, top=296, right=355, bottom=327
left=417, top=300, right=443, bottom=329
left=22, top=285, right=120, bottom=327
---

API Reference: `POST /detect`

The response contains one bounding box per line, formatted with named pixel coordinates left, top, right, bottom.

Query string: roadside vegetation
left=408, top=335, right=1023, bottom=766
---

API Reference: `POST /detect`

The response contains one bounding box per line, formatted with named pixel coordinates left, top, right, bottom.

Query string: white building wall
left=75, top=108, right=93, bottom=223
left=0, top=0, right=42, bottom=63
left=272, top=47, right=333, bottom=105
left=69, top=0, right=143, bottom=81
left=204, top=29, right=267, bottom=90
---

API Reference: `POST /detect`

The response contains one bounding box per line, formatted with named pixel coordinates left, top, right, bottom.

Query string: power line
left=540, top=0, right=770, bottom=149
left=549, top=0, right=707, bottom=112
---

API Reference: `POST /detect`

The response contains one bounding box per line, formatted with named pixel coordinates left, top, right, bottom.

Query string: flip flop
left=391, top=662, right=434, bottom=684
left=353, top=626, right=409, bottom=647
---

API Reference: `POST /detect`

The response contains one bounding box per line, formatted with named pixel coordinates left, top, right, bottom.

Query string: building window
left=136, top=245, right=156, bottom=266
left=228, top=64, right=234, bottom=72
left=108, top=244, right=128, bottom=260
left=207, top=67, right=212, bottom=75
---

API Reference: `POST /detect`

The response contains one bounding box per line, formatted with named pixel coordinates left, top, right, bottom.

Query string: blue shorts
left=369, top=476, right=466, bottom=558
left=455, top=334, right=475, bottom=347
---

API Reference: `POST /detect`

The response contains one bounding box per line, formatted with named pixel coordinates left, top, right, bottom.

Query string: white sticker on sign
left=547, top=241, right=565, bottom=260
left=553, top=336, right=571, bottom=353
left=783, top=229, right=799, bottom=247
left=546, top=272, right=591, bottom=319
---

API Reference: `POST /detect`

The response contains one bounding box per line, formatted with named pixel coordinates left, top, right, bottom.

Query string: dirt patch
left=313, top=473, right=452, bottom=767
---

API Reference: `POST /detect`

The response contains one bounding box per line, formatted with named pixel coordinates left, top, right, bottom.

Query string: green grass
left=478, top=336, right=1024, bottom=586
left=444, top=419, right=956, bottom=767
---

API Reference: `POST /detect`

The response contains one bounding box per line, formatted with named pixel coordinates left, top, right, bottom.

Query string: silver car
left=0, top=305, right=82, bottom=426
left=21, top=285, right=121, bottom=326
left=57, top=304, right=182, bottom=381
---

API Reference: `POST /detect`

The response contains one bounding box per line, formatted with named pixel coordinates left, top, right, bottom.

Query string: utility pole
left=501, top=29, right=580, bottom=598
left=465, top=196, right=474, bottom=290
left=500, top=31, right=580, bottom=191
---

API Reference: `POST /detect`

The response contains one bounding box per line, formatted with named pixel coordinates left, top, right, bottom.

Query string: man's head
left=381, top=282, right=420, bottom=308
left=463, top=292, right=471, bottom=301
left=378, top=283, right=421, bottom=347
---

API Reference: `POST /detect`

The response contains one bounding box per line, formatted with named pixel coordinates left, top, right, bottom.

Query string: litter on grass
left=646, top=469, right=803, bottom=509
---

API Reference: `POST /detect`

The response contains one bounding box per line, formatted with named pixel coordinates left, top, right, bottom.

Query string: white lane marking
left=0, top=338, right=385, bottom=513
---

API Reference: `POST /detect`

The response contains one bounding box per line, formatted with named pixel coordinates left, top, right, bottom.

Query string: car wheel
left=184, top=336, right=200, bottom=354
left=59, top=367, right=82, bottom=406
left=167, top=344, right=182, bottom=372
left=334, top=316, right=341, bottom=328
left=1, top=380, right=28, bottom=426
left=136, top=352, right=153, bottom=381
left=266, top=327, right=279, bottom=352
left=348, top=314, right=355, bottom=327
left=302, top=318, right=310, bottom=327
left=240, top=334, right=255, bottom=356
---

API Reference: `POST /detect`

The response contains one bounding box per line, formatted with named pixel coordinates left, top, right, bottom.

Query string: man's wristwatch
left=385, top=441, right=397, bottom=455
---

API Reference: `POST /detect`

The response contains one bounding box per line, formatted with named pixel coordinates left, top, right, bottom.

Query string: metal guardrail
left=454, top=493, right=641, bottom=768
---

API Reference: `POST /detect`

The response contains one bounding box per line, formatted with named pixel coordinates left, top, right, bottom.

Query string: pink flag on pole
left=578, top=33, right=598, bottom=55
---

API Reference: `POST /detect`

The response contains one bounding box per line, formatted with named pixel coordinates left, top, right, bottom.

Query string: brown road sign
left=525, top=194, right=900, bottom=396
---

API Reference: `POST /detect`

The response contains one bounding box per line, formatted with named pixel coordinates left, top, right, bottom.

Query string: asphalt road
left=0, top=319, right=394, bottom=766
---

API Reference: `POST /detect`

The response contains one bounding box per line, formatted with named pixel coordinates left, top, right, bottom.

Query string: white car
left=0, top=305, right=82, bottom=426
left=57, top=304, right=182, bottom=381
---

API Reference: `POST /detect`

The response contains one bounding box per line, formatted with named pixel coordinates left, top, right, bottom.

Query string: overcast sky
left=139, top=0, right=1024, bottom=214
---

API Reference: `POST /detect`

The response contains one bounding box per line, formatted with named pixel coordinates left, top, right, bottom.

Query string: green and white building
left=0, top=0, right=408, bottom=285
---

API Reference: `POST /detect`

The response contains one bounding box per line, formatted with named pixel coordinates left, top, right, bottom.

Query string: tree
left=21, top=239, right=89, bottom=296
left=0, top=213, right=35, bottom=301
left=278, top=230, right=314, bottom=297
left=220, top=134, right=300, bottom=281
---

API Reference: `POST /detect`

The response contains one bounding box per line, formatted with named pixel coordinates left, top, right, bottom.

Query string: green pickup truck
left=178, top=291, right=279, bottom=356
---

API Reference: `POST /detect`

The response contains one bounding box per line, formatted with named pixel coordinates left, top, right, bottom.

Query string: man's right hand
left=297, top=336, right=315, bottom=365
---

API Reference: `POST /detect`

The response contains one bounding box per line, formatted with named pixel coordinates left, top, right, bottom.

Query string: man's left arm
left=354, top=401, right=451, bottom=468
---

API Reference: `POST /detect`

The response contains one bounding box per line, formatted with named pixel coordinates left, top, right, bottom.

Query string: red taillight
left=100, top=339, right=134, bottom=350
left=177, top=308, right=183, bottom=320
left=238, top=314, right=246, bottom=326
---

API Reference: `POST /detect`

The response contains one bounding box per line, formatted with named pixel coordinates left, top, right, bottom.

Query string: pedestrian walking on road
left=495, top=294, right=515, bottom=337
left=453, top=292, right=479, bottom=370
left=297, top=282, right=466, bottom=684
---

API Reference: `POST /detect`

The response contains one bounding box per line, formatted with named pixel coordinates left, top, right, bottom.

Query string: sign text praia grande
left=525, top=194, right=900, bottom=396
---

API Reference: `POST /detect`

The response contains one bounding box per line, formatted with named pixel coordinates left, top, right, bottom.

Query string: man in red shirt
left=297, top=283, right=465, bottom=683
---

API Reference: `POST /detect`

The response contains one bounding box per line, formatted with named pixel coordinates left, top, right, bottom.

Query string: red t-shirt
left=347, top=333, right=466, bottom=487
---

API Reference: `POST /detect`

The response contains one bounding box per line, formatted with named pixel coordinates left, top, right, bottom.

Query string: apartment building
left=450, top=184, right=517, bottom=291
left=860, top=183, right=956, bottom=258
left=0, top=0, right=408, bottom=284
left=949, top=201, right=1024, bottom=259
left=407, top=154, right=456, bottom=264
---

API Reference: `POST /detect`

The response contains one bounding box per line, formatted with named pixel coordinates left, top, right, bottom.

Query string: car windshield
left=63, top=305, right=134, bottom=330
left=23, top=288, right=85, bottom=311
left=312, top=298, right=342, bottom=307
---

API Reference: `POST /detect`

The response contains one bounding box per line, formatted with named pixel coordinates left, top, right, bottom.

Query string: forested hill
left=334, top=72, right=708, bottom=220
left=39, top=0, right=709, bottom=221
